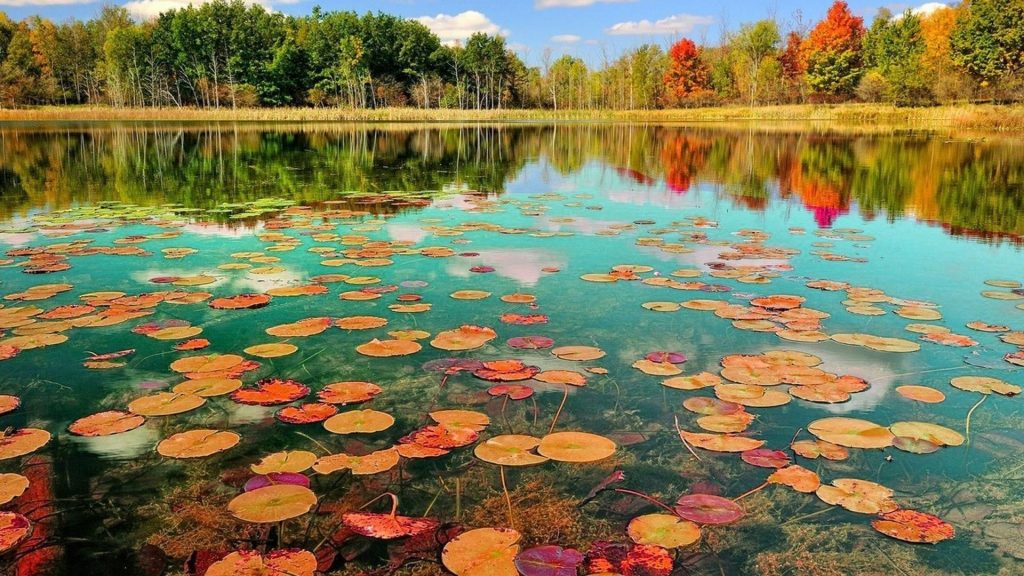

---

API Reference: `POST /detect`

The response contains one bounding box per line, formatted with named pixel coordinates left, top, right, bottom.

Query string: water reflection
left=0, top=123, right=1022, bottom=243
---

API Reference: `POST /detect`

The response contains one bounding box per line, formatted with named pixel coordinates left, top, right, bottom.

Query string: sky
left=0, top=0, right=952, bottom=67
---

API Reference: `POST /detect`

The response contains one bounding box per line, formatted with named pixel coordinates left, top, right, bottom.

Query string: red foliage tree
left=803, top=1, right=864, bottom=54
left=663, top=38, right=711, bottom=103
left=780, top=31, right=805, bottom=80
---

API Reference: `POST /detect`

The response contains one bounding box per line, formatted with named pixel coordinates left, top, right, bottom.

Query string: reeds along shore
left=1, top=104, right=1023, bottom=132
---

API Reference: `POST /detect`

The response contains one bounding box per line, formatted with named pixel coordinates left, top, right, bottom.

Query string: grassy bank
left=1, top=103, right=1023, bottom=131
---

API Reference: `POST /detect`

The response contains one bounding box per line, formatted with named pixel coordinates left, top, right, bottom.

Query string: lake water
left=1, top=123, right=1023, bottom=575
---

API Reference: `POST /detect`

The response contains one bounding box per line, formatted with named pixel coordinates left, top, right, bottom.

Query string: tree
left=920, top=4, right=969, bottom=101
left=731, top=20, right=781, bottom=104
left=547, top=54, right=589, bottom=109
left=802, top=1, right=866, bottom=97
left=862, top=9, right=929, bottom=105
left=950, top=0, right=1024, bottom=99
left=663, top=38, right=711, bottom=105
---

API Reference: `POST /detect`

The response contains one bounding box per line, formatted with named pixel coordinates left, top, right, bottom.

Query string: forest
left=0, top=0, right=1021, bottom=109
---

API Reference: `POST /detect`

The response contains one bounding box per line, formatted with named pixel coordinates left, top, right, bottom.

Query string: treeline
left=0, top=0, right=1021, bottom=109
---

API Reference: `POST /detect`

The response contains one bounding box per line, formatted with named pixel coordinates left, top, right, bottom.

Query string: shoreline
left=0, top=103, right=1023, bottom=131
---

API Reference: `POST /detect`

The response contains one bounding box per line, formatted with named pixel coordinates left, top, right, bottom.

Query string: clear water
left=1, top=123, right=1023, bottom=575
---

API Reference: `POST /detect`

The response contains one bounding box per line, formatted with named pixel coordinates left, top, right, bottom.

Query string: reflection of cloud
left=607, top=188, right=702, bottom=210
left=387, top=223, right=429, bottom=244
left=431, top=194, right=481, bottom=211
left=446, top=249, right=566, bottom=286
left=781, top=345, right=908, bottom=414
left=533, top=215, right=626, bottom=236
left=0, top=232, right=35, bottom=246
left=184, top=222, right=259, bottom=238
left=70, top=424, right=158, bottom=460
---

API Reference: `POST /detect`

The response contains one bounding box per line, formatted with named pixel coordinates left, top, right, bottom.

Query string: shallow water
left=1, top=123, right=1023, bottom=575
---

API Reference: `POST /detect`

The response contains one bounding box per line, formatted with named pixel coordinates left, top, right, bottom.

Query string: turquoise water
left=1, top=124, right=1023, bottom=575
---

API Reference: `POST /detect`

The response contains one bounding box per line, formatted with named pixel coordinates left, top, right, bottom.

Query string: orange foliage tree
left=801, top=1, right=865, bottom=97
left=663, top=38, right=711, bottom=105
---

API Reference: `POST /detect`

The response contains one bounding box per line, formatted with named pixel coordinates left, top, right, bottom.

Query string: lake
left=0, top=122, right=1023, bottom=575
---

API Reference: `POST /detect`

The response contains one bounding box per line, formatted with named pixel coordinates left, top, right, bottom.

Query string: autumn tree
left=802, top=1, right=866, bottom=98
left=862, top=9, right=929, bottom=105
left=731, top=20, right=782, bottom=105
left=920, top=5, right=969, bottom=101
left=950, top=0, right=1024, bottom=100
left=663, top=38, right=711, bottom=105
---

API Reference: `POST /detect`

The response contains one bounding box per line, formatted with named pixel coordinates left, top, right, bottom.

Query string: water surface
left=0, top=123, right=1023, bottom=575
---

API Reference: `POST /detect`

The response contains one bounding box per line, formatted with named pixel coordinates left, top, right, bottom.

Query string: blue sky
left=1, top=0, right=951, bottom=66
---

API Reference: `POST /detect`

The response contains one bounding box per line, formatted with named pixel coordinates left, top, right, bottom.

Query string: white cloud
left=551, top=34, right=582, bottom=43
left=606, top=13, right=714, bottom=36
left=123, top=0, right=272, bottom=19
left=415, top=11, right=507, bottom=46
left=536, top=0, right=634, bottom=8
left=0, top=0, right=93, bottom=6
left=911, top=2, right=951, bottom=15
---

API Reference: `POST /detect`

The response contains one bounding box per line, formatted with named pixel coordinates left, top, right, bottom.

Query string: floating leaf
left=318, top=381, right=381, bottom=405
left=313, top=448, right=400, bottom=475
left=431, top=325, right=497, bottom=351
left=228, top=484, right=317, bottom=523
left=895, top=385, right=945, bottom=403
left=537, top=432, right=616, bottom=463
left=871, top=509, right=955, bottom=544
left=341, top=512, right=439, bottom=540
left=950, top=376, right=1021, bottom=396
left=356, top=338, right=422, bottom=357
left=514, top=545, right=583, bottom=576
left=68, top=410, right=145, bottom=436
left=209, top=293, right=271, bottom=310
left=128, top=392, right=205, bottom=416
left=807, top=417, right=894, bottom=449
left=674, top=494, right=744, bottom=525
left=276, top=403, right=337, bottom=424
left=767, top=465, right=820, bottom=493
left=0, top=474, right=29, bottom=505
left=442, top=527, right=521, bottom=576
left=157, top=429, right=239, bottom=458
left=231, top=379, right=309, bottom=406
left=324, top=409, right=395, bottom=434
left=243, top=343, right=298, bottom=358
left=816, top=478, right=897, bottom=514
left=0, top=512, right=31, bottom=554
left=251, top=450, right=317, bottom=474
left=474, top=435, right=548, bottom=466
left=627, top=514, right=700, bottom=548
left=204, top=549, right=316, bottom=576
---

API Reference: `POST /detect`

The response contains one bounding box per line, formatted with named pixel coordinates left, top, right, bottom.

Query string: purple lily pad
left=458, top=252, right=480, bottom=257
left=514, top=545, right=584, bottom=576
left=674, top=494, right=745, bottom=525
left=645, top=351, right=686, bottom=364
left=244, top=472, right=311, bottom=492
left=507, top=336, right=555, bottom=350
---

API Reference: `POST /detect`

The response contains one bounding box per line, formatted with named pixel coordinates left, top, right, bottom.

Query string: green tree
left=862, top=9, right=930, bottom=105
left=731, top=20, right=781, bottom=104
left=950, top=0, right=1024, bottom=99
left=802, top=1, right=866, bottom=97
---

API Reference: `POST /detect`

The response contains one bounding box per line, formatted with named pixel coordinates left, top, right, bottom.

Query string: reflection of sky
left=445, top=249, right=566, bottom=287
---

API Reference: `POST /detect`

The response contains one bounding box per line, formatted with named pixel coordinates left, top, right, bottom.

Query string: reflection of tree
left=0, top=125, right=532, bottom=219
left=937, top=153, right=1024, bottom=241
left=659, top=131, right=711, bottom=193
left=2, top=124, right=1023, bottom=244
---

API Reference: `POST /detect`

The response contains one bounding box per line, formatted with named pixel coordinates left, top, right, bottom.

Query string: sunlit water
left=1, top=123, right=1023, bottom=575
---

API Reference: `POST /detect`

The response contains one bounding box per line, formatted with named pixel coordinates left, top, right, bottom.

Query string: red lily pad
left=740, top=448, right=790, bottom=469
left=674, top=494, right=745, bottom=525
